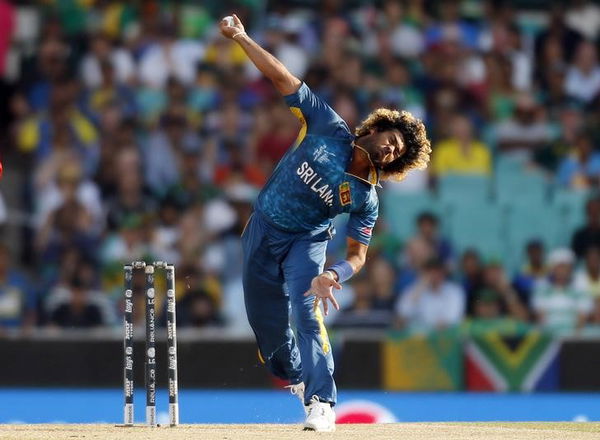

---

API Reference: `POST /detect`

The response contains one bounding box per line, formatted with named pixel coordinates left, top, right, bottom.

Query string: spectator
left=470, top=261, right=528, bottom=321
left=513, top=240, right=548, bottom=307
left=395, top=257, right=465, bottom=330
left=263, top=16, right=309, bottom=79
left=188, top=63, right=220, bottom=114
left=411, top=212, right=454, bottom=264
left=532, top=248, right=591, bottom=334
left=564, top=41, right=600, bottom=104
left=588, top=297, right=600, bottom=327
left=369, top=256, right=397, bottom=310
left=424, top=0, right=480, bottom=50
left=333, top=273, right=392, bottom=329
left=16, top=78, right=99, bottom=172
left=381, top=0, right=425, bottom=59
left=214, top=139, right=267, bottom=190
left=459, top=249, right=485, bottom=314
left=566, top=0, right=600, bottom=40
left=138, top=24, right=205, bottom=88
left=535, top=105, right=584, bottom=172
left=534, top=7, right=583, bottom=66
left=0, top=244, right=36, bottom=332
left=34, top=156, right=104, bottom=234
left=381, top=58, right=425, bottom=119
left=252, top=100, right=299, bottom=172
left=572, top=197, right=600, bottom=258
left=574, top=246, right=600, bottom=298
left=484, top=53, right=519, bottom=121
left=47, top=270, right=104, bottom=329
left=556, top=132, right=600, bottom=189
left=144, top=107, right=201, bottom=197
left=177, top=287, right=223, bottom=328
left=82, top=60, right=137, bottom=124
left=79, top=33, right=135, bottom=89
left=104, top=148, right=156, bottom=231
left=396, top=236, right=434, bottom=293
left=100, top=214, right=150, bottom=269
left=495, top=94, right=553, bottom=160
left=431, top=114, right=492, bottom=177
left=22, top=37, right=70, bottom=112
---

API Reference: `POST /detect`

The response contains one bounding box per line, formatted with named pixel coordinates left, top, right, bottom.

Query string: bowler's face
left=363, top=129, right=404, bottom=167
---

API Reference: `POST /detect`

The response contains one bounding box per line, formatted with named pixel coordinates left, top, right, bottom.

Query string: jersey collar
left=347, top=143, right=382, bottom=187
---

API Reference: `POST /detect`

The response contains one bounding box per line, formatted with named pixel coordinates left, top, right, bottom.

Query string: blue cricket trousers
left=241, top=210, right=336, bottom=405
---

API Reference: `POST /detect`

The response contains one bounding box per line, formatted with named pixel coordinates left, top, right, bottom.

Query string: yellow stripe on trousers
left=313, top=299, right=331, bottom=354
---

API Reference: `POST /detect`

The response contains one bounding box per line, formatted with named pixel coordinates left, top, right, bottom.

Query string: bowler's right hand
left=304, top=272, right=341, bottom=316
left=220, top=14, right=245, bottom=39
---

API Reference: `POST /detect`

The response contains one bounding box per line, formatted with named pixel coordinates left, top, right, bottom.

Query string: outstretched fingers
left=328, top=293, right=340, bottom=311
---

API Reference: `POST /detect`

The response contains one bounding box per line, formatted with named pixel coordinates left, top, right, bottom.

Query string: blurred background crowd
left=1, top=0, right=600, bottom=337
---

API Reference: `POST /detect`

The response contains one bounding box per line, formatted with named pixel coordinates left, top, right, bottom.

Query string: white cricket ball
left=223, top=16, right=234, bottom=27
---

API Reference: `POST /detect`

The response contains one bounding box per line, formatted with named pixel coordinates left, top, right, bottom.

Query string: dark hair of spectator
left=424, top=257, right=445, bottom=271
left=417, top=211, right=439, bottom=225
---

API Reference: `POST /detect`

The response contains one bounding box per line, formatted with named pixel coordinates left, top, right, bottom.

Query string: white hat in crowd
left=547, top=248, right=576, bottom=267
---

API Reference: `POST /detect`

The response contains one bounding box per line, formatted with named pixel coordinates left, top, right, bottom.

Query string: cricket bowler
left=220, top=14, right=431, bottom=432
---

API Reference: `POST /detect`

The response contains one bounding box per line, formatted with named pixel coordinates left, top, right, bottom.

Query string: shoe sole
left=303, top=426, right=336, bottom=432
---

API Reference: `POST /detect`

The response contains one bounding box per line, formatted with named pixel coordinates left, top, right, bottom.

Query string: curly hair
left=355, top=109, right=431, bottom=181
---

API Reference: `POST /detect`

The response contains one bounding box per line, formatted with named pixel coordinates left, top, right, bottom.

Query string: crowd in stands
left=0, top=0, right=600, bottom=337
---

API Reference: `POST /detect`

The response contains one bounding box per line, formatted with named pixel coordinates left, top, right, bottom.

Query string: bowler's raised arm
left=220, top=14, right=301, bottom=96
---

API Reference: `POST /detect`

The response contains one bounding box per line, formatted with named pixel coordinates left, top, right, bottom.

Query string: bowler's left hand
left=304, top=272, right=341, bottom=316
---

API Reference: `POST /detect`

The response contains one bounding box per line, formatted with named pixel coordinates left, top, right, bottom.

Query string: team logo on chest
left=339, top=182, right=352, bottom=206
left=313, top=145, right=334, bottom=164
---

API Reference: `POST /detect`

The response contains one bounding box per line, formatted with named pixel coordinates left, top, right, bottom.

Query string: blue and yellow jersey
left=255, top=83, right=379, bottom=245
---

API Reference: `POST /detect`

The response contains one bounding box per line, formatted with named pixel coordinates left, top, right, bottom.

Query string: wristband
left=326, top=260, right=354, bottom=283
left=232, top=31, right=247, bottom=40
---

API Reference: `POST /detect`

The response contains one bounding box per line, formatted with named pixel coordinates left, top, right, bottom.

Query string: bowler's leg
left=242, top=215, right=302, bottom=383
left=283, top=237, right=336, bottom=405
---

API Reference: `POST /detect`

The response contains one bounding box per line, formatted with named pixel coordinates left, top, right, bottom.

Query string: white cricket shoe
left=303, top=395, right=336, bottom=432
left=285, top=382, right=306, bottom=414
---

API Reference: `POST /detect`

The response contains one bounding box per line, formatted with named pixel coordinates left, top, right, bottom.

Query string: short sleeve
left=531, top=284, right=546, bottom=312
left=347, top=190, right=379, bottom=245
left=283, top=83, right=351, bottom=138
left=575, top=291, right=593, bottom=314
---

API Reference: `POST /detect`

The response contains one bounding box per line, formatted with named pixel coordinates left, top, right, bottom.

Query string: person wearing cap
left=532, top=248, right=592, bottom=335
left=220, top=13, right=431, bottom=431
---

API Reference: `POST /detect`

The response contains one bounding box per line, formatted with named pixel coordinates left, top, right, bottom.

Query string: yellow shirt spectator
left=432, top=138, right=492, bottom=176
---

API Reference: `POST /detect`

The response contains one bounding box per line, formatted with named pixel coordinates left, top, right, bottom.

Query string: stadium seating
left=504, top=201, right=563, bottom=271
left=382, top=191, right=441, bottom=242
left=437, top=175, right=492, bottom=207
left=494, top=166, right=549, bottom=206
left=552, top=189, right=590, bottom=247
left=446, top=201, right=505, bottom=260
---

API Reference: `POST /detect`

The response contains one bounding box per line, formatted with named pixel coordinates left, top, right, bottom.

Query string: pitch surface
left=1, top=423, right=600, bottom=440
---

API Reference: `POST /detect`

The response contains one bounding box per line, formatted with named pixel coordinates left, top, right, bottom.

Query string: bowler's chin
left=371, top=158, right=387, bottom=169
